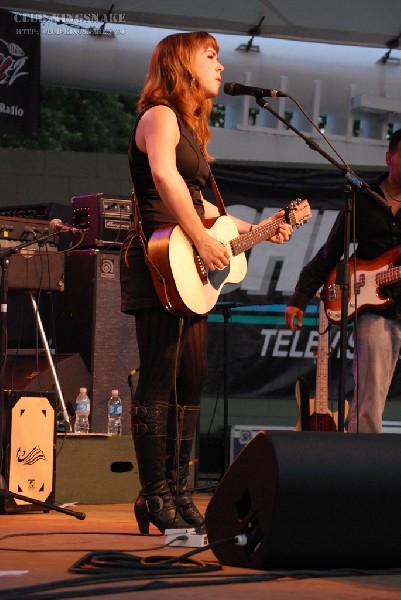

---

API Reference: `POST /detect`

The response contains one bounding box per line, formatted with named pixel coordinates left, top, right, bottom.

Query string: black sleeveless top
left=120, top=105, right=210, bottom=313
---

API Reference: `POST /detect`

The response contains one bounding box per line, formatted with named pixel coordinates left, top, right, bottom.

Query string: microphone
left=224, top=82, right=287, bottom=98
left=49, top=218, right=79, bottom=234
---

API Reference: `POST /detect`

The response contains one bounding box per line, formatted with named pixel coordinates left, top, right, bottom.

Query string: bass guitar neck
left=294, top=299, right=348, bottom=431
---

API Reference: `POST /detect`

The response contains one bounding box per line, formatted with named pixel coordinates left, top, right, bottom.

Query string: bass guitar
left=294, top=299, right=349, bottom=431
left=148, top=198, right=312, bottom=317
left=322, top=245, right=401, bottom=325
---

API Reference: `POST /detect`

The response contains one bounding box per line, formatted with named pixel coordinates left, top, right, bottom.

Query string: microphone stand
left=254, top=96, right=383, bottom=432
left=221, top=303, right=231, bottom=474
left=213, top=302, right=238, bottom=475
left=0, top=233, right=85, bottom=519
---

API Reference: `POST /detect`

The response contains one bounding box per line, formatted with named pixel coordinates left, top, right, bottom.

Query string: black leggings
left=133, top=307, right=208, bottom=409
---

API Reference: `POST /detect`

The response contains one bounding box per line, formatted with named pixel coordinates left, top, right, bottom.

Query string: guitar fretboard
left=377, top=265, right=401, bottom=286
left=315, top=302, right=330, bottom=414
left=230, top=216, right=286, bottom=256
left=229, top=199, right=310, bottom=256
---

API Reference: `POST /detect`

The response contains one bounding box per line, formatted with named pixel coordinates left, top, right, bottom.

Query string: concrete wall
left=0, top=147, right=131, bottom=211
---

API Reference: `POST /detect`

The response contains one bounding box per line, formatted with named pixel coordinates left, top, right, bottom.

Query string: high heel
left=134, top=481, right=189, bottom=534
left=134, top=496, right=151, bottom=534
left=169, top=479, right=205, bottom=529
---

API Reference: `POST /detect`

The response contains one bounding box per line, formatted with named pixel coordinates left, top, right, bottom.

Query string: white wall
left=38, top=23, right=401, bottom=167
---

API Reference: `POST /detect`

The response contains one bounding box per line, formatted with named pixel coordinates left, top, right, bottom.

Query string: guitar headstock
left=285, top=198, right=312, bottom=228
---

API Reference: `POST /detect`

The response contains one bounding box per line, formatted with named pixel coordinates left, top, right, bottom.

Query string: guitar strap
left=125, top=186, right=173, bottom=312
left=208, top=170, right=228, bottom=217
left=197, top=136, right=227, bottom=216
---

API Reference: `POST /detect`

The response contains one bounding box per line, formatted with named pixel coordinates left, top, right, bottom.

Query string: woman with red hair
left=121, top=31, right=292, bottom=534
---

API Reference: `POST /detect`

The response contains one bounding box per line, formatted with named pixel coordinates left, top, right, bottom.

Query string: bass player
left=285, top=128, right=401, bottom=433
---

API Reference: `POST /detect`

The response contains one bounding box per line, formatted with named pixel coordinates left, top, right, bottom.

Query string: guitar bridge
left=193, top=247, right=208, bottom=285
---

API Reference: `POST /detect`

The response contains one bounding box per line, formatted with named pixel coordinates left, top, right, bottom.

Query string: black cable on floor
left=7, top=567, right=401, bottom=600
left=69, top=549, right=219, bottom=575
left=5, top=532, right=401, bottom=600
left=0, top=529, right=168, bottom=553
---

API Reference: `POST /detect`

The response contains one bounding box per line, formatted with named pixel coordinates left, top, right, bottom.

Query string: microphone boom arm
left=254, top=96, right=383, bottom=203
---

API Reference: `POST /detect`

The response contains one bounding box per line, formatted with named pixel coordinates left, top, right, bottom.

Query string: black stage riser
left=205, top=431, right=401, bottom=569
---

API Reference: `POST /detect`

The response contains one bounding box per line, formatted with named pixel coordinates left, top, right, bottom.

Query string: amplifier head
left=0, top=216, right=64, bottom=292
left=70, top=193, right=132, bottom=249
left=0, top=216, right=58, bottom=244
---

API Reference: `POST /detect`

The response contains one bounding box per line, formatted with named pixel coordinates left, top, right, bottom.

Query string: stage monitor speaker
left=4, top=353, right=91, bottom=413
left=56, top=250, right=139, bottom=434
left=205, top=430, right=401, bottom=569
left=1, top=391, right=56, bottom=514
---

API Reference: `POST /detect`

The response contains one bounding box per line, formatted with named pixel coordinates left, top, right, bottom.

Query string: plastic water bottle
left=108, top=389, right=122, bottom=435
left=74, top=387, right=90, bottom=434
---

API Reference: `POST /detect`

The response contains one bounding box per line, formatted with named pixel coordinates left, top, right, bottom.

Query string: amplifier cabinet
left=56, top=250, right=139, bottom=434
left=0, top=391, right=56, bottom=513
left=71, top=193, right=132, bottom=249
left=7, top=250, right=64, bottom=292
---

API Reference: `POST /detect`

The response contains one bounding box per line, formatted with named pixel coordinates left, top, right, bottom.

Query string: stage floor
left=1, top=496, right=401, bottom=599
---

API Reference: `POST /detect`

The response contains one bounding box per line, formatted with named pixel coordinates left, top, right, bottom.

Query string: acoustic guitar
left=147, top=198, right=312, bottom=317
left=294, top=299, right=349, bottom=431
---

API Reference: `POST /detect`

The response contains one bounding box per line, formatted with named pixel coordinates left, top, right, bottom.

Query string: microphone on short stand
left=223, top=82, right=288, bottom=98
left=49, top=218, right=79, bottom=234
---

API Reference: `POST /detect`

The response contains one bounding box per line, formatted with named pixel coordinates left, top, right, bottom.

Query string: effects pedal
left=164, top=528, right=208, bottom=548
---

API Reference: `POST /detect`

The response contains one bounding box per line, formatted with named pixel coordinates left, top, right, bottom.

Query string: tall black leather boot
left=166, top=404, right=205, bottom=530
left=132, top=401, right=189, bottom=534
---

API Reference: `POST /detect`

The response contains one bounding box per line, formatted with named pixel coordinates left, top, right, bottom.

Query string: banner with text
left=0, top=10, right=40, bottom=132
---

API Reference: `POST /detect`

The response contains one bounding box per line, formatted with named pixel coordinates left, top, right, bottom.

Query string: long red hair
left=138, top=31, right=219, bottom=160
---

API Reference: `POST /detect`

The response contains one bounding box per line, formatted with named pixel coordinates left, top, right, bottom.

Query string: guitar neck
left=230, top=215, right=286, bottom=256
left=377, top=265, right=401, bottom=286
left=314, top=302, right=330, bottom=414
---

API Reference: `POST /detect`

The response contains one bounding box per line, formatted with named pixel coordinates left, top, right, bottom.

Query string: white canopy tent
left=4, top=0, right=401, bottom=50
